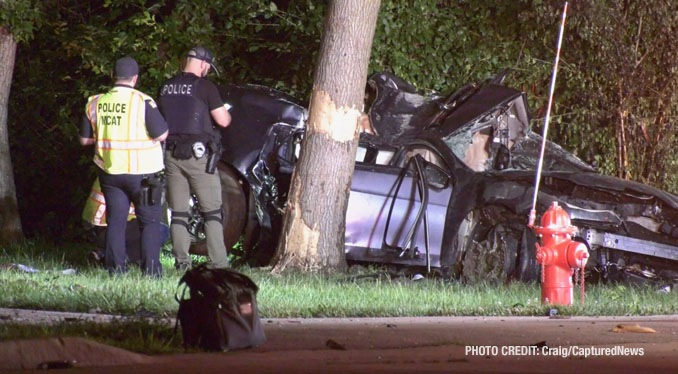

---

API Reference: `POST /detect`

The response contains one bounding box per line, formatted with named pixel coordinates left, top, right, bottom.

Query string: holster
left=205, top=141, right=222, bottom=174
left=140, top=173, right=165, bottom=206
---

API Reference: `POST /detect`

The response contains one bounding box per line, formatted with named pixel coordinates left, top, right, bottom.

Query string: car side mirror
left=423, top=162, right=452, bottom=189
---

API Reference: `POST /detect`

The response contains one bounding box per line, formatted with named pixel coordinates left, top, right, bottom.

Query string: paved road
left=2, top=309, right=678, bottom=373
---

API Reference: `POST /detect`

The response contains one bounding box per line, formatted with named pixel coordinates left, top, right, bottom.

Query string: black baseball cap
left=115, top=57, right=139, bottom=78
left=187, top=46, right=220, bottom=76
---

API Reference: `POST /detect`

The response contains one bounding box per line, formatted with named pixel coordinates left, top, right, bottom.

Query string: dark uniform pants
left=98, top=170, right=165, bottom=277
left=165, top=151, right=229, bottom=269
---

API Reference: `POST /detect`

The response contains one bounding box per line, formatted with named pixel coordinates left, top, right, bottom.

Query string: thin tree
left=272, top=0, right=381, bottom=273
left=0, top=19, right=23, bottom=243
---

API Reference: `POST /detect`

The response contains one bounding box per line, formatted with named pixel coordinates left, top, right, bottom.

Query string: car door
left=345, top=144, right=454, bottom=268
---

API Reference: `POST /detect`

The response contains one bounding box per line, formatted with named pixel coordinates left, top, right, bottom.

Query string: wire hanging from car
left=528, top=2, right=569, bottom=227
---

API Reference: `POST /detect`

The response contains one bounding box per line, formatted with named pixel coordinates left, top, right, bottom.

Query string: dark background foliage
left=4, top=0, right=678, bottom=240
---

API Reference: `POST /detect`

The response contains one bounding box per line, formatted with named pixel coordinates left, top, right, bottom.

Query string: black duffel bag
left=175, top=264, right=266, bottom=351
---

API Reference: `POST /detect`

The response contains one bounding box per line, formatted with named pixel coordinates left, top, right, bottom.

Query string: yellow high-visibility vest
left=81, top=178, right=136, bottom=226
left=85, top=86, right=163, bottom=174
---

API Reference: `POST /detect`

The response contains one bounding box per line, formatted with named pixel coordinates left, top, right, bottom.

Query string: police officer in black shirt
left=159, top=46, right=231, bottom=271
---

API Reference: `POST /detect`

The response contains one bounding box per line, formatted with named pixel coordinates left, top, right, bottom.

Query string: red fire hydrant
left=531, top=202, right=589, bottom=305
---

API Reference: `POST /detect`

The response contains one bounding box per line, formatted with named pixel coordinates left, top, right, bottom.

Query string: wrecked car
left=204, top=71, right=678, bottom=284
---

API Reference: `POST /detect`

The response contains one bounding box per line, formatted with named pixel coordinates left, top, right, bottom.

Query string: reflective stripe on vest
left=86, top=94, right=102, bottom=129
left=82, top=185, right=107, bottom=226
left=81, top=179, right=136, bottom=226
left=86, top=87, right=163, bottom=174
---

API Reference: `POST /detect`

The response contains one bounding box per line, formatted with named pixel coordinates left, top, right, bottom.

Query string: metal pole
left=528, top=2, right=569, bottom=227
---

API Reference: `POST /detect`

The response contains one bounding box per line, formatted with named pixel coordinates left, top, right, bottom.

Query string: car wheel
left=239, top=191, right=279, bottom=266
left=189, top=163, right=247, bottom=256
left=460, top=208, right=520, bottom=284
left=184, top=194, right=206, bottom=254
left=239, top=186, right=260, bottom=256
left=513, top=228, right=540, bottom=282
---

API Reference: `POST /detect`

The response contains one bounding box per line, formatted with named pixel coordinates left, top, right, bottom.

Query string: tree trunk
left=272, top=0, right=381, bottom=273
left=0, top=26, right=23, bottom=243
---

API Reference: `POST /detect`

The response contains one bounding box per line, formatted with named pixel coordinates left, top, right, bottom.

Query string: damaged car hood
left=365, top=71, right=678, bottom=211
left=366, top=71, right=590, bottom=174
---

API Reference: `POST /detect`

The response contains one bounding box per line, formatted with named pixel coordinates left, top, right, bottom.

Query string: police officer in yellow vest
left=79, top=57, right=168, bottom=277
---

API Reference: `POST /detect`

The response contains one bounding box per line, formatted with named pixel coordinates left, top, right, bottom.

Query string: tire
left=188, top=163, right=247, bottom=256
left=460, top=207, right=520, bottom=284
left=513, top=228, right=540, bottom=282
left=239, top=189, right=278, bottom=267
left=239, top=186, right=260, bottom=256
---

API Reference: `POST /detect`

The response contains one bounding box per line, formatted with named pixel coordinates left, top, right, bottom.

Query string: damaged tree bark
left=0, top=25, right=23, bottom=243
left=271, top=0, right=381, bottom=273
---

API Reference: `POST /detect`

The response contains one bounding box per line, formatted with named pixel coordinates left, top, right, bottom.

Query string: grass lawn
left=1, top=239, right=677, bottom=318
left=1, top=239, right=677, bottom=354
